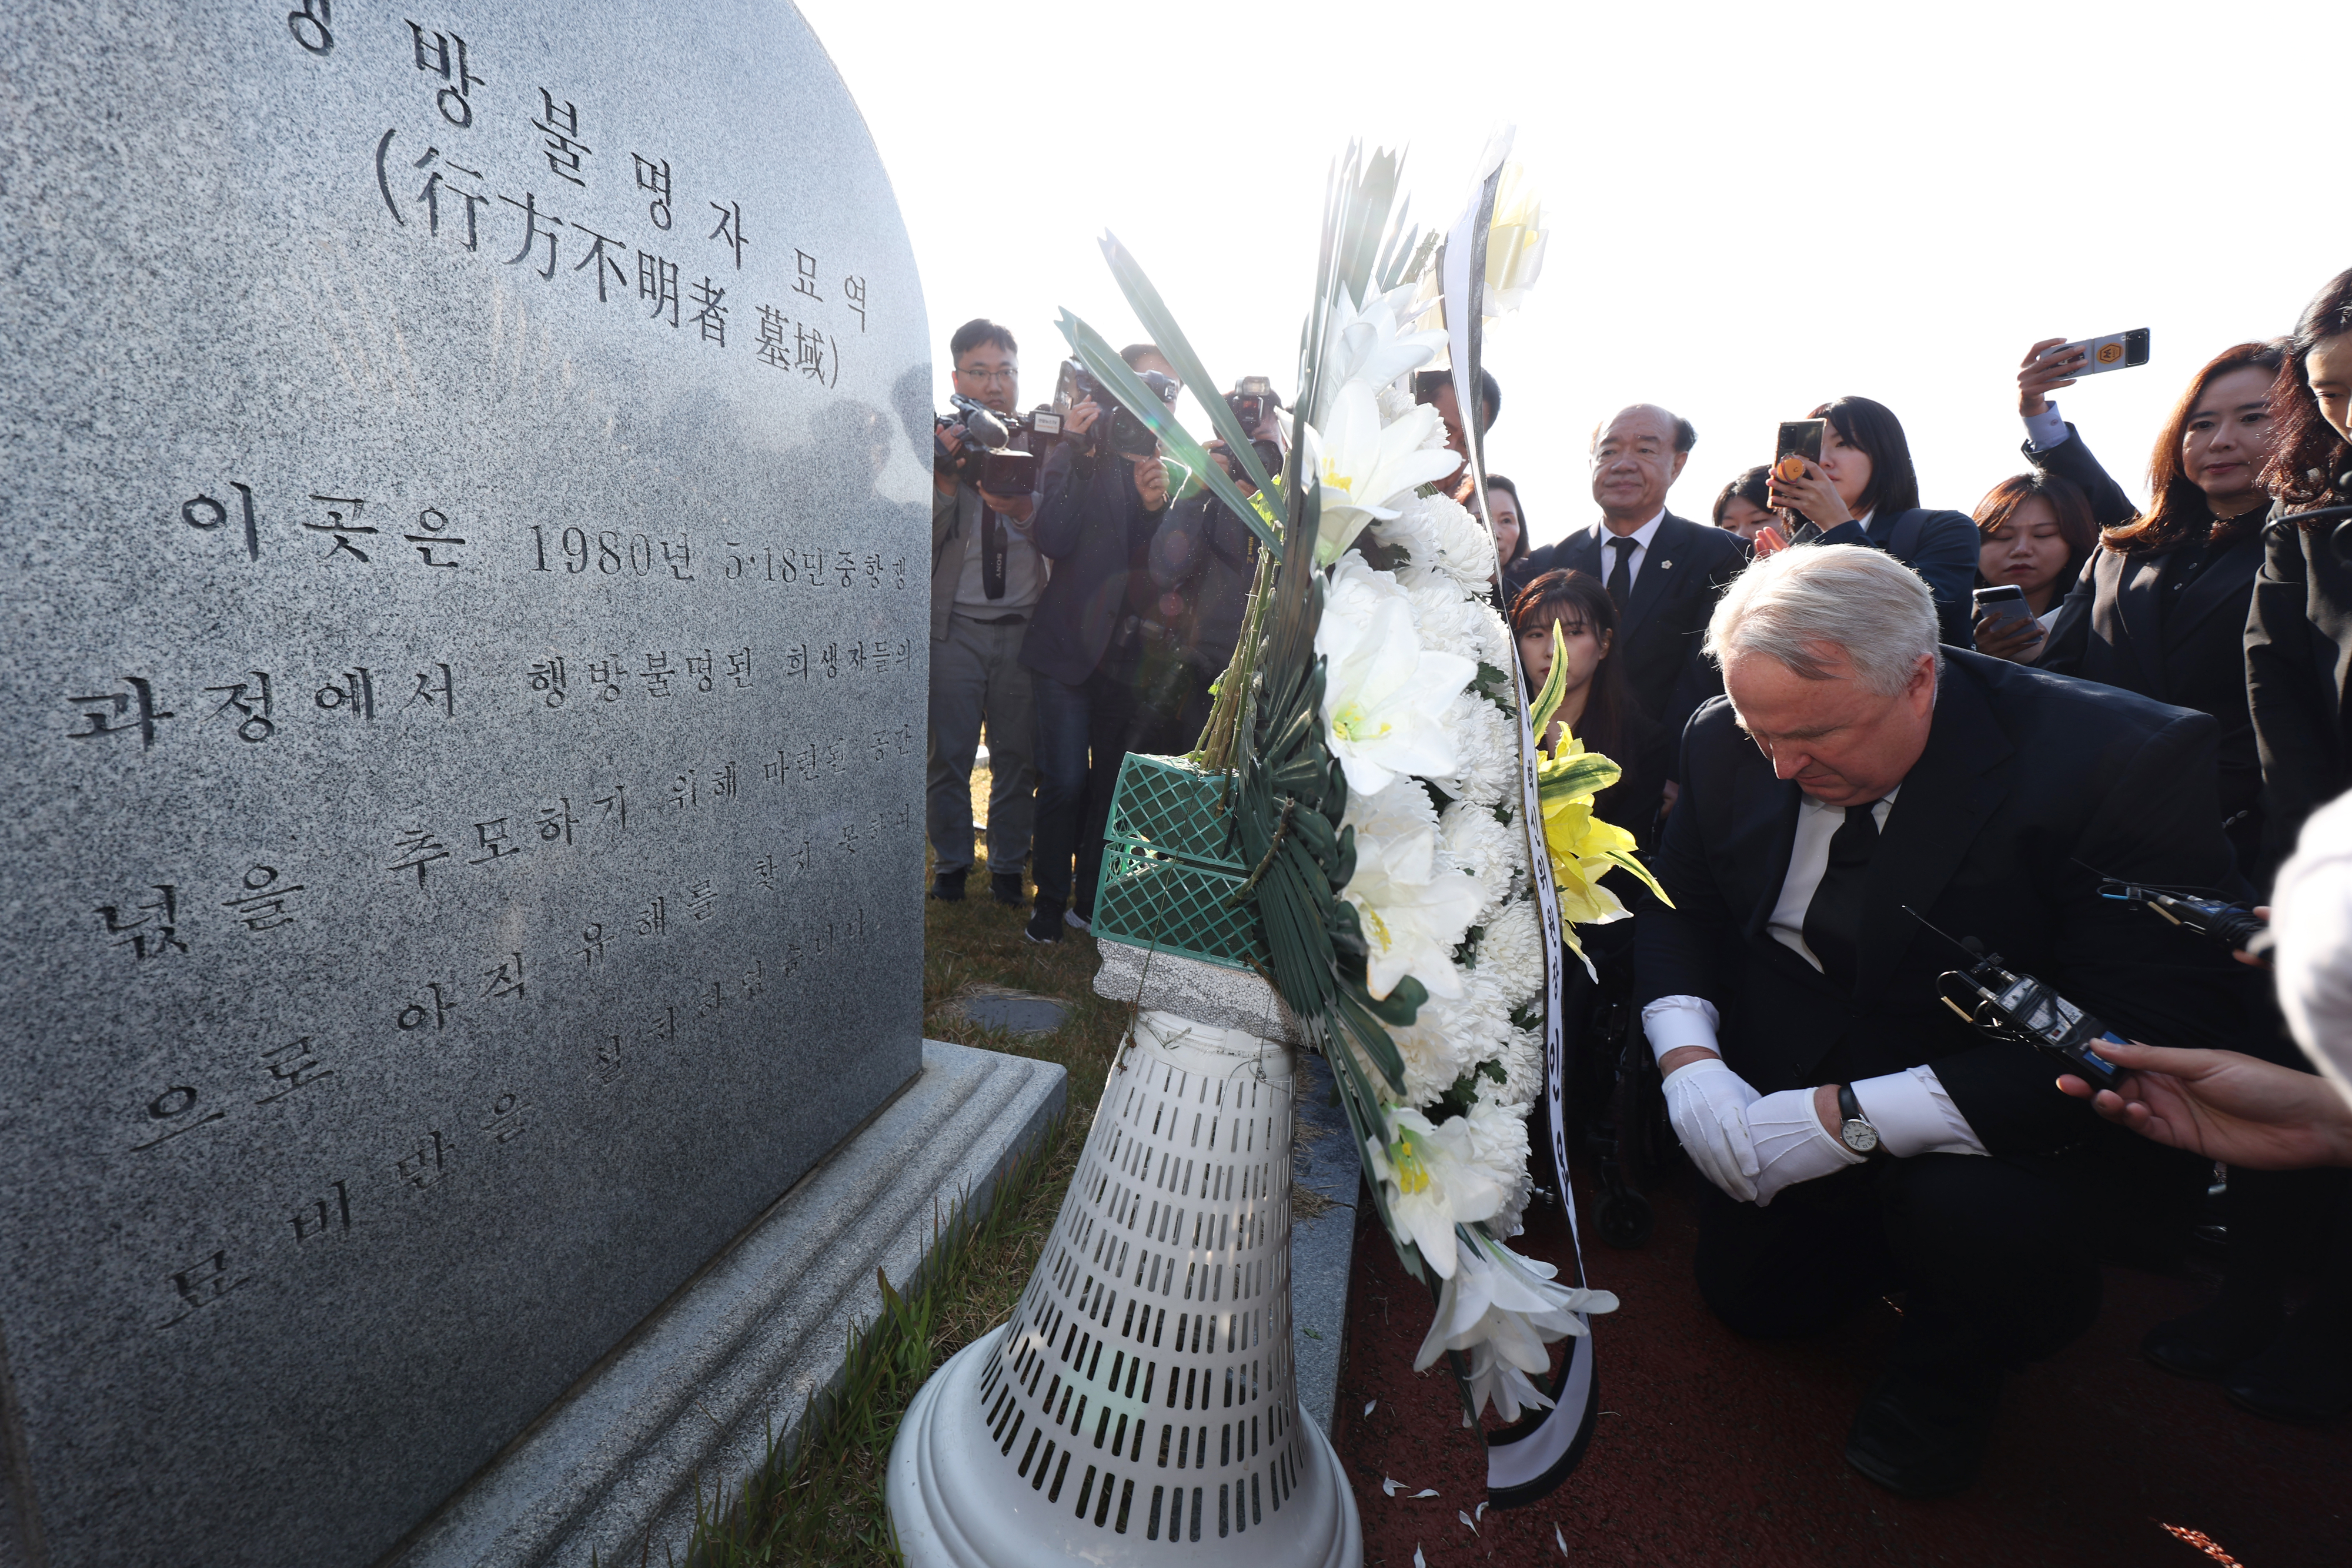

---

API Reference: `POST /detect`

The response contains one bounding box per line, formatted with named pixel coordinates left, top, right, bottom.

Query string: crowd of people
left=926, top=265, right=2352, bottom=1498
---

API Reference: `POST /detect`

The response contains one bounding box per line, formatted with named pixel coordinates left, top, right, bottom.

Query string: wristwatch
left=1836, top=1082, right=1882, bottom=1157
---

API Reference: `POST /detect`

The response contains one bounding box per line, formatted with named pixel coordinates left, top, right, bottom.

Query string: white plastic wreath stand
left=887, top=961, right=1362, bottom=1567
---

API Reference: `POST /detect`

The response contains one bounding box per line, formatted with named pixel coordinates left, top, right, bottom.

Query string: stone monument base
left=386, top=1040, right=1066, bottom=1568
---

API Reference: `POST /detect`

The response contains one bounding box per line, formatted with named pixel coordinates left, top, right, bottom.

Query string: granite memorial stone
left=0, top=4, right=937, bottom=1564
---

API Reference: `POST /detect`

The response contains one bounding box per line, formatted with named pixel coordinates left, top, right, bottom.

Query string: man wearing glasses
left=928, top=319, right=1046, bottom=905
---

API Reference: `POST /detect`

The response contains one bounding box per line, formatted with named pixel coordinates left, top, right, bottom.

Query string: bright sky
left=801, top=0, right=2336, bottom=548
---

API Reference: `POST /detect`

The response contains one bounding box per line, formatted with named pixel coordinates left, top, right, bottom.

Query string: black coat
left=1636, top=651, right=2255, bottom=1157
left=1509, top=511, right=1748, bottom=743
left=1019, top=444, right=1164, bottom=688
left=1810, top=509, right=1981, bottom=649
left=2246, top=513, right=2352, bottom=868
left=2025, top=426, right=2266, bottom=868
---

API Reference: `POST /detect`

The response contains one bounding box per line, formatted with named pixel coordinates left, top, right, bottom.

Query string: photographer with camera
left=926, top=319, right=1049, bottom=906
left=1017, top=345, right=1181, bottom=944
left=1148, top=377, right=1287, bottom=745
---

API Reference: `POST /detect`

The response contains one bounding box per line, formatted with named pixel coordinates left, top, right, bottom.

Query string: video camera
left=1055, top=360, right=1178, bottom=459
left=936, top=392, right=1048, bottom=496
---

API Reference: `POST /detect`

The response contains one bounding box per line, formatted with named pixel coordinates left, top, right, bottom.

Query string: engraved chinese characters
left=0, top=4, right=929, bottom=1566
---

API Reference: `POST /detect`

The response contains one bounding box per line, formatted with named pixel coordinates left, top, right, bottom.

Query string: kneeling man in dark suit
left=1636, top=543, right=2253, bottom=1497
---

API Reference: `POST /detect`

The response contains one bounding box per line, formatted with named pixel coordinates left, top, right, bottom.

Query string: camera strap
left=978, top=501, right=1007, bottom=600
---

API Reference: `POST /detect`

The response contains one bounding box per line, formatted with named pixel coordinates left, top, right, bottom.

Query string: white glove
left=1662, top=1057, right=1763, bottom=1202
left=1746, top=1088, right=1864, bottom=1206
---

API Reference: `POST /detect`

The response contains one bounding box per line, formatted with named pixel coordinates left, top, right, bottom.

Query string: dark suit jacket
left=1812, top=509, right=1980, bottom=648
left=1508, top=511, right=1748, bottom=744
left=2026, top=426, right=2265, bottom=865
left=2246, top=511, right=2352, bottom=870
left=1019, top=444, right=1164, bottom=687
left=1636, top=651, right=2255, bottom=1158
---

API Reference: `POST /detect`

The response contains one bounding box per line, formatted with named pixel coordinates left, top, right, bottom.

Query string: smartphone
left=1775, top=419, right=1825, bottom=466
left=1972, top=584, right=2034, bottom=632
left=2048, top=329, right=2151, bottom=377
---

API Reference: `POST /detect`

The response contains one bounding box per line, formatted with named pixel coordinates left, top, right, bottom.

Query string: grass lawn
left=681, top=764, right=1130, bottom=1567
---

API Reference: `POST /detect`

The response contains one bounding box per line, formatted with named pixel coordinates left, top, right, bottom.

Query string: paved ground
left=1333, top=1168, right=2348, bottom=1567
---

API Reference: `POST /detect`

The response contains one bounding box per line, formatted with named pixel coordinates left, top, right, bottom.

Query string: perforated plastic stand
left=888, top=1011, right=1362, bottom=1567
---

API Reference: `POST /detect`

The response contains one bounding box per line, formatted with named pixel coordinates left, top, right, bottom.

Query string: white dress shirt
left=1591, top=510, right=1665, bottom=590
left=1642, top=786, right=1988, bottom=1158
left=2023, top=403, right=2070, bottom=454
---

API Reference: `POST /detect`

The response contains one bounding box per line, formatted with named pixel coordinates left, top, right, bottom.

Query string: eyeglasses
left=957, top=366, right=1017, bottom=385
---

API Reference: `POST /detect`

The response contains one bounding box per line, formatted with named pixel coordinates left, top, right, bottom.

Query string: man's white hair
left=1705, top=543, right=1940, bottom=696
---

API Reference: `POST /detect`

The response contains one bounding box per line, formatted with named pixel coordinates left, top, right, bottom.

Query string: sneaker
left=990, top=872, right=1026, bottom=906
left=1065, top=908, right=1093, bottom=932
left=928, top=871, right=967, bottom=902
left=1023, top=903, right=1064, bottom=944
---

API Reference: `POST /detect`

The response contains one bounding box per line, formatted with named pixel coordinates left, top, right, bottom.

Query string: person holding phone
left=1966, top=472, right=2099, bottom=663
left=2013, top=339, right=2283, bottom=876
left=1758, top=397, right=1980, bottom=647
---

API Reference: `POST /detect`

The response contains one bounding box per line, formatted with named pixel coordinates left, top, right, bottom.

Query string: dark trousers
left=1031, top=648, right=1198, bottom=915
left=1694, top=1153, right=2106, bottom=1388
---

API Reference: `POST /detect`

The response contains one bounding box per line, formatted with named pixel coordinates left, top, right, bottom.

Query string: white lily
left=1311, top=380, right=1461, bottom=564
left=1415, top=1228, right=1619, bottom=1420
left=1311, top=283, right=1449, bottom=427
left=1316, top=556, right=1475, bottom=794
left=1344, top=821, right=1482, bottom=1001
left=1363, top=1108, right=1502, bottom=1279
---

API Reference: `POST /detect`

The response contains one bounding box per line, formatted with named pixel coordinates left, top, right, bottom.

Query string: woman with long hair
left=1509, top=568, right=1669, bottom=846
left=2248, top=268, right=2352, bottom=871
left=1967, top=472, right=2100, bottom=662
left=1759, top=396, right=1981, bottom=646
left=1712, top=465, right=1773, bottom=544
left=1486, top=473, right=1534, bottom=591
left=2010, top=338, right=2284, bottom=872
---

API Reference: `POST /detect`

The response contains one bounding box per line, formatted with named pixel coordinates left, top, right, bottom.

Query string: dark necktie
left=1801, top=800, right=1883, bottom=994
left=980, top=503, right=1006, bottom=600
left=1605, top=534, right=1638, bottom=612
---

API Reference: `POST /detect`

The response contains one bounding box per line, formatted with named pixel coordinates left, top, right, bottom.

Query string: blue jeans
left=1030, top=662, right=1158, bottom=915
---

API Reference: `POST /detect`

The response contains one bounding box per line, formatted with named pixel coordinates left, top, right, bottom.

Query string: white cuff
left=1849, top=1066, right=1989, bottom=1158
left=1642, top=995, right=1720, bottom=1064
left=2022, top=404, right=2070, bottom=453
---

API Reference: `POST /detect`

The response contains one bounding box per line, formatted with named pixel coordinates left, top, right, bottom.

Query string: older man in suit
left=1511, top=404, right=1748, bottom=744
left=1637, top=546, right=2257, bottom=1498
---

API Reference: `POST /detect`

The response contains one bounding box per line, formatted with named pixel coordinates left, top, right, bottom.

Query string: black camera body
left=936, top=392, right=1038, bottom=496
left=1055, top=360, right=1177, bottom=459
left=1226, top=375, right=1284, bottom=433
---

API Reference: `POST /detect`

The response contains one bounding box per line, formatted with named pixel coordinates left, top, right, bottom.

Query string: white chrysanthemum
left=1462, top=1095, right=1535, bottom=1238
left=1495, top=1023, right=1544, bottom=1108
left=1376, top=382, right=1419, bottom=425
left=1389, top=964, right=1512, bottom=1108
left=1365, top=494, right=1437, bottom=578
left=1403, top=573, right=1495, bottom=666
left=1477, top=897, right=1546, bottom=1011
left=1344, top=775, right=1438, bottom=845
left=1398, top=491, right=1498, bottom=593
left=1428, top=690, right=1516, bottom=808
left=1440, top=800, right=1523, bottom=927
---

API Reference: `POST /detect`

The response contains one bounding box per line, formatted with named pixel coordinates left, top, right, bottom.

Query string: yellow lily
left=1525, top=622, right=1671, bottom=972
